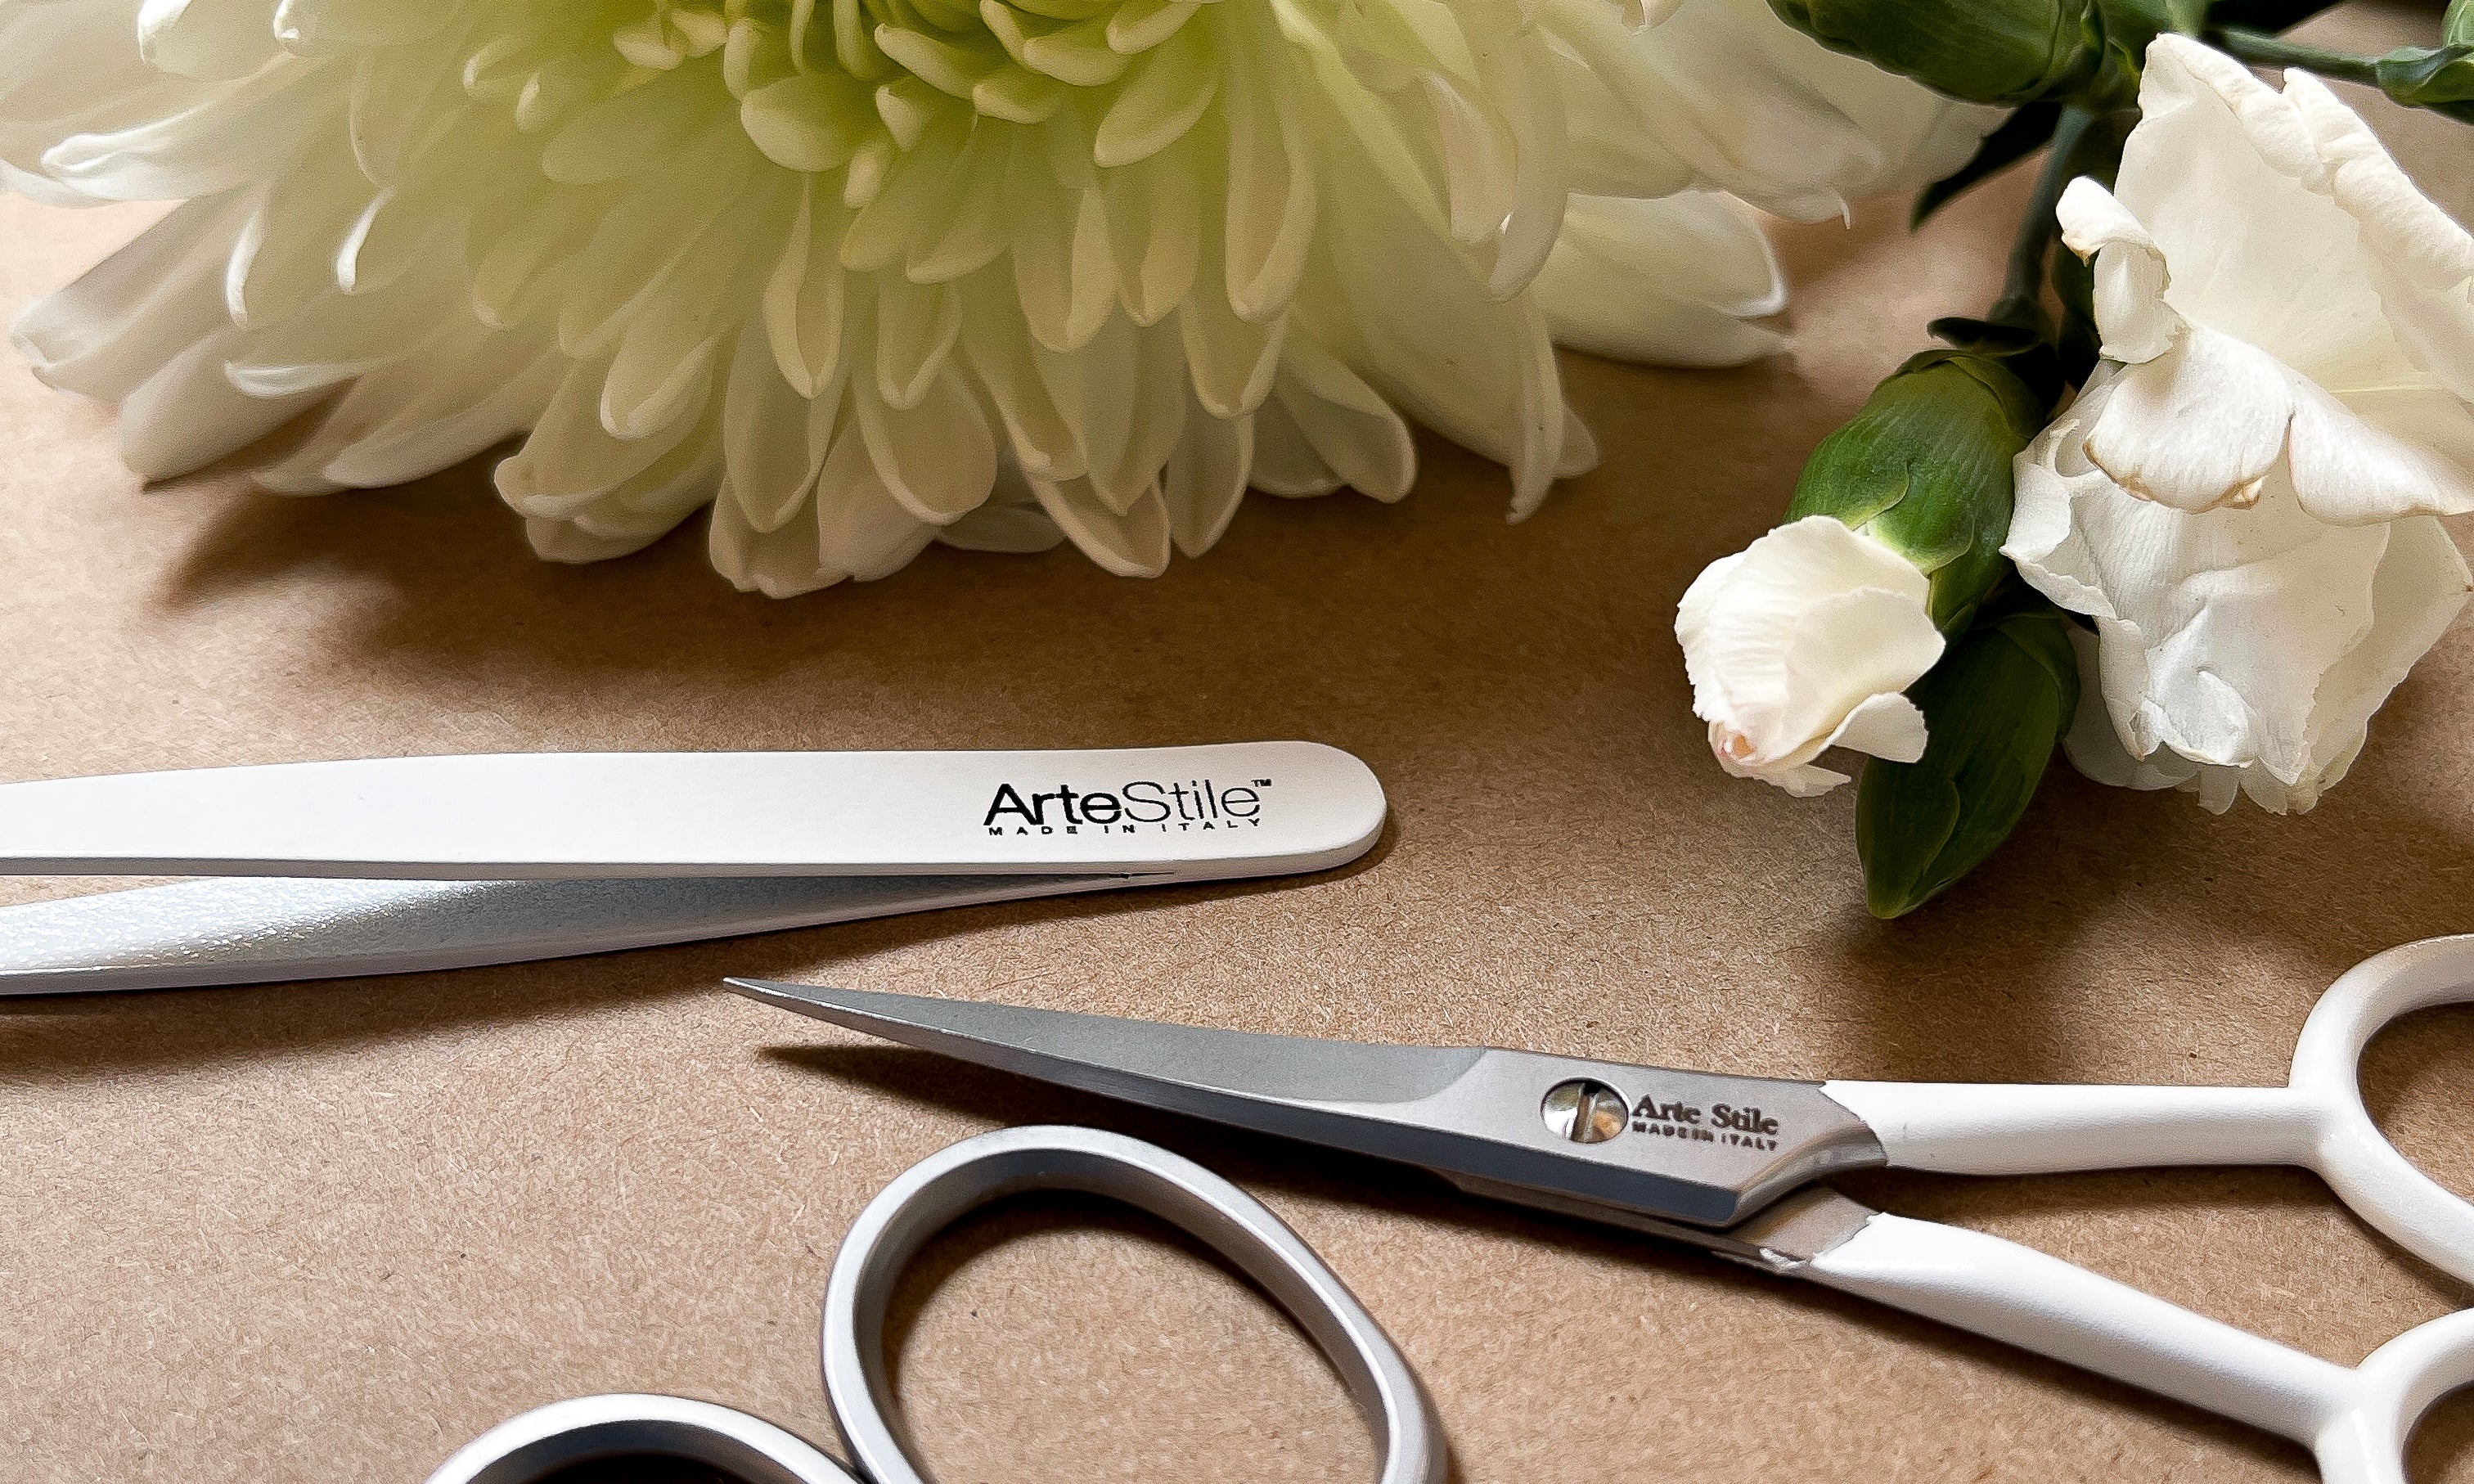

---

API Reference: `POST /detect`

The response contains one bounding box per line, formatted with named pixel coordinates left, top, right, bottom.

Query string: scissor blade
left=728, top=980, right=1485, bottom=1106
left=729, top=981, right=1887, bottom=1231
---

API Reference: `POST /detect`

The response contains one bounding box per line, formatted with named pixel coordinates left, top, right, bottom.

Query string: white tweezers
left=0, top=741, right=1385, bottom=995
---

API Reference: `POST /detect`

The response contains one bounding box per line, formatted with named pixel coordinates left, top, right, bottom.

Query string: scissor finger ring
left=427, top=1126, right=1443, bottom=1484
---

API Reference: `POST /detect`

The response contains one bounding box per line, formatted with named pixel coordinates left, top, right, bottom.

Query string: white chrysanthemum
left=5, top=0, right=1990, bottom=594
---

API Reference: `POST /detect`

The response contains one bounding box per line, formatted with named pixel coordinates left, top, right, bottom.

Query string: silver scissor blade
left=730, top=981, right=1890, bottom=1233
left=726, top=979, right=1486, bottom=1107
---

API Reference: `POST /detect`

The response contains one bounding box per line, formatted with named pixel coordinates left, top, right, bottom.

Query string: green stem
left=1990, top=105, right=2091, bottom=328
left=2208, top=25, right=2384, bottom=86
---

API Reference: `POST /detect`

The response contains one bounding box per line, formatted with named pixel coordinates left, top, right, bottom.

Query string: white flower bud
left=1676, top=515, right=1945, bottom=797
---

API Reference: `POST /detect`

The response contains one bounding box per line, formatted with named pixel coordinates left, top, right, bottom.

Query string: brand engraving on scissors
left=982, top=778, right=1268, bottom=835
left=1630, top=1095, right=1781, bottom=1151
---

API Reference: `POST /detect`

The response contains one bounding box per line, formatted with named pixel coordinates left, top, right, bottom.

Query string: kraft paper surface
left=5, top=8, right=2472, bottom=1481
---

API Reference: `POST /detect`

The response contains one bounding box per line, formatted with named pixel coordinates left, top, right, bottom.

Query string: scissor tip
left=723, top=976, right=822, bottom=1005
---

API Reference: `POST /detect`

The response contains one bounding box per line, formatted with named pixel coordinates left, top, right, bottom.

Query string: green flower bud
left=1784, top=349, right=2047, bottom=633
left=1856, top=607, right=2080, bottom=919
left=1766, top=0, right=2094, bottom=105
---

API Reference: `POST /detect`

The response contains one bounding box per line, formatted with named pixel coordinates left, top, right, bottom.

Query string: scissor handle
left=819, top=1125, right=1445, bottom=1484
left=2316, top=1309, right=2474, bottom=1484
left=1806, top=1212, right=2474, bottom=1483
left=423, top=1392, right=857, bottom=1484
left=2285, top=935, right=2474, bottom=1288
left=1822, top=934, right=2474, bottom=1284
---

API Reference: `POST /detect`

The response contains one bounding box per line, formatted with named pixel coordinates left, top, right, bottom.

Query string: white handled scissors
left=733, top=935, right=2474, bottom=1483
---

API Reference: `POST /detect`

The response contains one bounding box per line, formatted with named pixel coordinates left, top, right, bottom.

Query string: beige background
left=5, top=7, right=2472, bottom=1480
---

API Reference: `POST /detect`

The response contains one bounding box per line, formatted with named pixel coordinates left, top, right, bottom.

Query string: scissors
left=722, top=934, right=2474, bottom=1484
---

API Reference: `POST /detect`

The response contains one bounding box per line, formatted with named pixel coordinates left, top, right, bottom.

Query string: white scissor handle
left=2317, top=1310, right=2474, bottom=1484
left=820, top=1125, right=1445, bottom=1484
left=1806, top=1213, right=2474, bottom=1484
left=2286, top=935, right=2474, bottom=1291
left=1822, top=934, right=2474, bottom=1284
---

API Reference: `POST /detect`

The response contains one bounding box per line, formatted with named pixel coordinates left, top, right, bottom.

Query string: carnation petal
left=2083, top=325, right=2293, bottom=511
left=2287, top=376, right=2474, bottom=524
left=1824, top=690, right=1927, bottom=766
left=2055, top=178, right=2178, bottom=365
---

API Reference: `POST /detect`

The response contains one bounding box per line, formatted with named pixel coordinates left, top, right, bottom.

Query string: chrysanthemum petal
left=1220, top=45, right=1312, bottom=322
left=856, top=364, right=998, bottom=524
left=1093, top=22, right=1217, bottom=168
left=1162, top=393, right=1252, bottom=555
left=815, top=424, right=939, bottom=578
left=142, top=0, right=285, bottom=82
left=762, top=181, right=852, bottom=397
left=119, top=324, right=326, bottom=479
left=498, top=352, right=708, bottom=512
left=1272, top=340, right=1413, bottom=501
left=43, top=55, right=345, bottom=200
left=861, top=281, right=945, bottom=409
left=11, top=190, right=248, bottom=400
left=725, top=329, right=830, bottom=533
left=1032, top=470, right=1171, bottom=574
left=1179, top=277, right=1285, bottom=419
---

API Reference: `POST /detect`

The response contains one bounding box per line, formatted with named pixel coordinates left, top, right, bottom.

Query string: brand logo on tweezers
left=983, top=778, right=1270, bottom=836
left=1631, top=1095, right=1782, bottom=1152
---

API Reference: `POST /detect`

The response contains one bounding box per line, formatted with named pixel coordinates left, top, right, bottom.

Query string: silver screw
left=1541, top=1079, right=1627, bottom=1144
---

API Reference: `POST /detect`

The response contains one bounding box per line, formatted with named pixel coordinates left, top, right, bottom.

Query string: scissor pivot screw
left=1542, top=1079, right=1627, bottom=1144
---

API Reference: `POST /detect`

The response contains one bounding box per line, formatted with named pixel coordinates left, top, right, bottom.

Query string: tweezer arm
left=0, top=874, right=1120, bottom=995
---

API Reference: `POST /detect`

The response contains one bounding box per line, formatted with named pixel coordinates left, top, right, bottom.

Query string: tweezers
left=0, top=741, right=1384, bottom=995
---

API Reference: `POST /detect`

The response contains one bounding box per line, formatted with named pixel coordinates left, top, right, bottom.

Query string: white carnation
left=2004, top=36, right=2474, bottom=813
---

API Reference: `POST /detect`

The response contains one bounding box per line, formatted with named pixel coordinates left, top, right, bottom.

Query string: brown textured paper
left=3, top=9, right=2471, bottom=1481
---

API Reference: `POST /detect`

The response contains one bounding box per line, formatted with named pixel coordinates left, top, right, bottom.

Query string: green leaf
left=2051, top=244, right=2100, bottom=386
left=1767, top=0, right=2098, bottom=106
left=2093, top=0, right=2204, bottom=55
left=1927, top=316, right=2066, bottom=408
left=2451, top=0, right=2474, bottom=48
left=1912, top=103, right=2061, bottom=228
left=1857, top=608, right=2080, bottom=919
left=1785, top=351, right=2047, bottom=632
left=2204, top=0, right=2341, bottom=29
left=2376, top=43, right=2474, bottom=122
